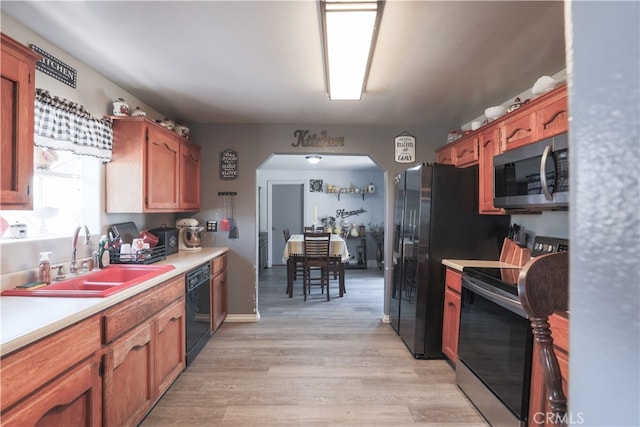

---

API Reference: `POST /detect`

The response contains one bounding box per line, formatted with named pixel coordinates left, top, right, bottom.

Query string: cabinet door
left=154, top=297, right=186, bottom=397
left=146, top=127, right=180, bottom=210
left=1, top=354, right=102, bottom=427
left=442, top=287, right=461, bottom=363
left=103, top=321, right=154, bottom=427
left=1, top=34, right=38, bottom=210
left=179, top=140, right=201, bottom=211
left=478, top=126, right=506, bottom=215
left=211, top=270, right=228, bottom=332
left=454, top=136, right=479, bottom=167
left=536, top=88, right=568, bottom=140
left=500, top=110, right=537, bottom=152
left=436, top=147, right=454, bottom=165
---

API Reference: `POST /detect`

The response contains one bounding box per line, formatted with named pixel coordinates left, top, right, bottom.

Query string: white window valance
left=34, top=89, right=113, bottom=161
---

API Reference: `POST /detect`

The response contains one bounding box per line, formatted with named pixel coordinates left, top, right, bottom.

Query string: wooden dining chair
left=315, top=225, right=325, bottom=232
left=283, top=227, right=303, bottom=286
left=303, top=226, right=314, bottom=233
left=283, top=228, right=291, bottom=242
left=518, top=251, right=569, bottom=422
left=302, top=232, right=331, bottom=301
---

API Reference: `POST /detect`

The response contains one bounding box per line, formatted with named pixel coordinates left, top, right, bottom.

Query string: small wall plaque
left=310, top=179, right=323, bottom=192
left=30, top=44, right=77, bottom=88
left=394, top=132, right=416, bottom=163
left=220, top=149, right=238, bottom=180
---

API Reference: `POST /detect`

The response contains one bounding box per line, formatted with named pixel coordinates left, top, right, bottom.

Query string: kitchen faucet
left=70, top=225, right=92, bottom=274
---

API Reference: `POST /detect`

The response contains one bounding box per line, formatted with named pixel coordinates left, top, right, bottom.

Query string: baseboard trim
left=224, top=313, right=260, bottom=323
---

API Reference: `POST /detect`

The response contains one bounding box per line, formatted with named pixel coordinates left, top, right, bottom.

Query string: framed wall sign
left=220, top=149, right=238, bottom=180
left=310, top=179, right=323, bottom=192
left=394, top=132, right=416, bottom=163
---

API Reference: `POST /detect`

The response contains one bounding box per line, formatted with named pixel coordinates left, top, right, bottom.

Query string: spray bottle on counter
left=38, top=252, right=52, bottom=285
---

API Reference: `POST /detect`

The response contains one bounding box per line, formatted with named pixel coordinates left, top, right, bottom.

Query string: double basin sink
left=2, top=264, right=175, bottom=298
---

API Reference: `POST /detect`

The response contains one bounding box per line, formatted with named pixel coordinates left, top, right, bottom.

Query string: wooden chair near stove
left=518, top=251, right=569, bottom=425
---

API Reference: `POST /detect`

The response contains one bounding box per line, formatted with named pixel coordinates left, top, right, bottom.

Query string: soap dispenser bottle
left=39, top=252, right=52, bottom=284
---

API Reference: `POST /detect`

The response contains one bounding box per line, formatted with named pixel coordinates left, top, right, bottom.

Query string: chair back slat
left=303, top=232, right=331, bottom=259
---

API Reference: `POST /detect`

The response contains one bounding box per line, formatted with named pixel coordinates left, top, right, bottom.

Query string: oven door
left=457, top=275, right=533, bottom=425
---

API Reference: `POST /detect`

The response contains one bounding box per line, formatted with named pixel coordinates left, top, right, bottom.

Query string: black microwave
left=494, top=133, right=568, bottom=211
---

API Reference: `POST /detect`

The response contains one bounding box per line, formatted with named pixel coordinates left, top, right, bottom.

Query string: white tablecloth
left=282, top=234, right=350, bottom=263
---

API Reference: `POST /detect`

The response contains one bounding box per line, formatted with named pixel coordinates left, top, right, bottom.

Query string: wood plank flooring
left=141, top=266, right=488, bottom=426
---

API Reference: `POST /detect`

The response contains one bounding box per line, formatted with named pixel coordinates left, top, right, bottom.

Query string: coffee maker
left=176, top=218, right=205, bottom=251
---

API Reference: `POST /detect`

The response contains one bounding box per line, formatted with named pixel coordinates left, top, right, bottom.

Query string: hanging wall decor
left=310, top=179, right=323, bottom=192
left=220, top=148, right=238, bottom=180
left=30, top=44, right=77, bottom=88
left=394, top=132, right=416, bottom=163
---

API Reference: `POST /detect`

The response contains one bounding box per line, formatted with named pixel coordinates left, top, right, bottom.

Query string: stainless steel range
left=456, top=236, right=568, bottom=426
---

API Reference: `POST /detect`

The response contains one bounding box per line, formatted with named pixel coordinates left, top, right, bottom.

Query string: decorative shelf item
left=324, top=182, right=375, bottom=200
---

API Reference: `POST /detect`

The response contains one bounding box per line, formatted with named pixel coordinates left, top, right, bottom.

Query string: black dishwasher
left=185, top=262, right=211, bottom=366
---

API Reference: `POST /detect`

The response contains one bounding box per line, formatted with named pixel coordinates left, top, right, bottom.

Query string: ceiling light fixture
left=305, top=155, right=323, bottom=164
left=320, top=0, right=384, bottom=101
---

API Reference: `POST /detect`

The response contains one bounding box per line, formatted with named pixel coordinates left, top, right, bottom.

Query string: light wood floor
left=141, top=266, right=488, bottom=426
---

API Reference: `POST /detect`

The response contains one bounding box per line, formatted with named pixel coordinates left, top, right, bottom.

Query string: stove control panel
left=531, top=236, right=569, bottom=257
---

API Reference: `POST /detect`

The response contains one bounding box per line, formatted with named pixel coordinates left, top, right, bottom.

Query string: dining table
left=282, top=234, right=350, bottom=298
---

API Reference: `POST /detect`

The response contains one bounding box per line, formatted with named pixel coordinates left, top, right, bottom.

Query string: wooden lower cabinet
left=103, top=321, right=154, bottom=427
left=528, top=313, right=569, bottom=426
left=154, top=299, right=186, bottom=396
left=1, top=352, right=102, bottom=426
left=211, top=253, right=228, bottom=332
left=102, top=276, right=185, bottom=426
left=1, top=275, right=187, bottom=427
left=441, top=268, right=462, bottom=363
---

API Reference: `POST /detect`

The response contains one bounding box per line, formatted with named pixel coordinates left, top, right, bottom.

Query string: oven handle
left=462, top=276, right=527, bottom=318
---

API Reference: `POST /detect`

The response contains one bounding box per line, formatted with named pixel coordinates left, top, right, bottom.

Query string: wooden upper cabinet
left=500, top=84, right=568, bottom=152
left=435, top=146, right=454, bottom=165
left=1, top=33, right=41, bottom=210
left=146, top=126, right=180, bottom=210
left=536, top=85, right=569, bottom=140
left=478, top=125, right=505, bottom=215
left=107, top=117, right=199, bottom=212
left=179, top=140, right=201, bottom=211
left=499, top=109, right=537, bottom=152
left=453, top=135, right=479, bottom=167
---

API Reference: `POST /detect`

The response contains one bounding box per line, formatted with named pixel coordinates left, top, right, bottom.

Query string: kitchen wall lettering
left=336, top=207, right=367, bottom=219
left=30, top=44, right=77, bottom=88
left=394, top=132, right=416, bottom=163
left=291, top=130, right=345, bottom=147
left=220, top=149, right=238, bottom=180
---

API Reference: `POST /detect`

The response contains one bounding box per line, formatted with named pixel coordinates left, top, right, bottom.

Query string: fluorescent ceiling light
left=321, top=1, right=384, bottom=101
left=306, top=155, right=323, bottom=164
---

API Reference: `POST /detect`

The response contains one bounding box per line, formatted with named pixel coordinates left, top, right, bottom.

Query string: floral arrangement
left=320, top=216, right=336, bottom=227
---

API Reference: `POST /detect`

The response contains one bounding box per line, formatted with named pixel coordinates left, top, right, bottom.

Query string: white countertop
left=0, top=247, right=228, bottom=356
left=442, top=258, right=521, bottom=272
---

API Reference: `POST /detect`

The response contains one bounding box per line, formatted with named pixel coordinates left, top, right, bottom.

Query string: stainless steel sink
left=2, top=264, right=175, bottom=298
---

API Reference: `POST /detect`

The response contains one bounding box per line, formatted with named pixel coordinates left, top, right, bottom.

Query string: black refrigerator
left=390, top=163, right=510, bottom=358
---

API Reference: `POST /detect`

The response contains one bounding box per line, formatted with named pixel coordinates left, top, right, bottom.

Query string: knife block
left=500, top=238, right=531, bottom=266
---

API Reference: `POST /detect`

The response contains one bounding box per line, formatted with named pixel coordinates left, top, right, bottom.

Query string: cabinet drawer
left=1, top=315, right=101, bottom=411
left=211, top=253, right=227, bottom=276
left=454, top=136, right=479, bottom=167
left=103, top=275, right=184, bottom=343
left=445, top=268, right=462, bottom=294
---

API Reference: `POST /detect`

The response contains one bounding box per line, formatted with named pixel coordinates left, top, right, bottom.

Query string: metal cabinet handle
left=540, top=145, right=553, bottom=201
